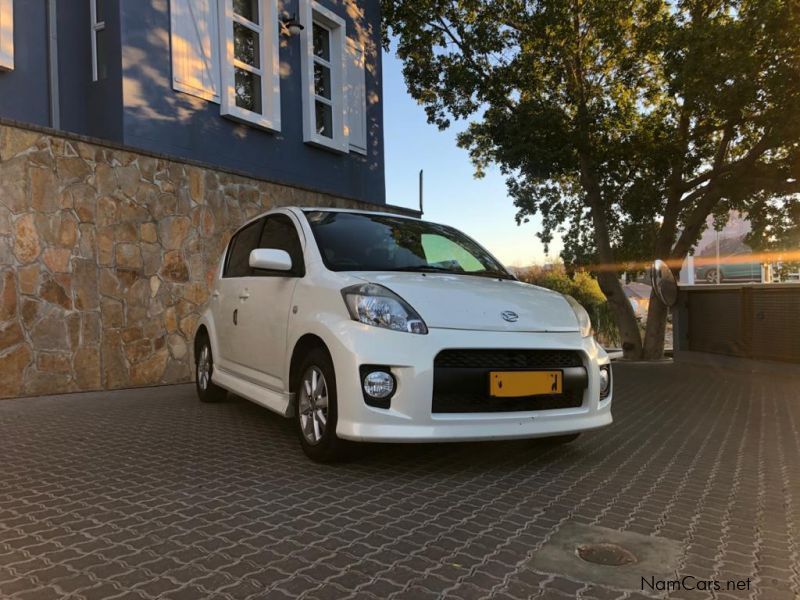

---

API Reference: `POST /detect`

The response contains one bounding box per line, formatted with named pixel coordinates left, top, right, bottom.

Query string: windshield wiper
left=388, top=265, right=515, bottom=280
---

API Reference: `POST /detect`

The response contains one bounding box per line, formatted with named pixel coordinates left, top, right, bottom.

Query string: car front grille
left=432, top=349, right=586, bottom=414
left=434, top=349, right=583, bottom=370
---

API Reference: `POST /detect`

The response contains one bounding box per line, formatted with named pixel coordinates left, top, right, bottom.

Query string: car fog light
left=363, top=371, right=395, bottom=399
left=599, top=365, right=611, bottom=398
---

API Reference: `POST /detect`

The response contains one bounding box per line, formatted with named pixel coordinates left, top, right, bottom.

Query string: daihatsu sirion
left=194, top=208, right=613, bottom=461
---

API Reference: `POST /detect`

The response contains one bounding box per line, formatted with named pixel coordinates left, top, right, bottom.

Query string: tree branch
left=670, top=187, right=724, bottom=260
left=657, top=107, right=691, bottom=257
left=712, top=123, right=734, bottom=169
left=670, top=139, right=787, bottom=260
left=680, top=128, right=772, bottom=193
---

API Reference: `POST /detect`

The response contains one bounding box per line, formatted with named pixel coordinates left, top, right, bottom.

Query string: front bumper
left=327, top=324, right=612, bottom=443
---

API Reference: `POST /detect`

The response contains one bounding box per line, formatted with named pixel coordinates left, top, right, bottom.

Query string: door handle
left=212, top=291, right=220, bottom=299
left=239, top=291, right=250, bottom=300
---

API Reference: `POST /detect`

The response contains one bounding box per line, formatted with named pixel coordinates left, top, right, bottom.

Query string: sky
left=381, top=49, right=563, bottom=268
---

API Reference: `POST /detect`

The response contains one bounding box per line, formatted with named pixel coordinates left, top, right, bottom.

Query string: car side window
left=224, top=219, right=264, bottom=278
left=257, top=215, right=305, bottom=277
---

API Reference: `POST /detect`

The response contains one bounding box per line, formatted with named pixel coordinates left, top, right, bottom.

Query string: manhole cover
left=529, top=523, right=680, bottom=590
left=576, top=543, right=637, bottom=566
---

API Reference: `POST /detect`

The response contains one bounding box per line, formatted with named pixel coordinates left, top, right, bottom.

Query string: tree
left=383, top=0, right=800, bottom=358
left=747, top=198, right=800, bottom=279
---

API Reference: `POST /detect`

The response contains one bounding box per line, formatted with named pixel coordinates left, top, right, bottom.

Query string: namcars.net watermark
left=643, top=575, right=752, bottom=593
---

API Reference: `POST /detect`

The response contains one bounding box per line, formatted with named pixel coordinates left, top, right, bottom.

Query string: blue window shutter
left=170, top=0, right=220, bottom=102
left=346, top=37, right=367, bottom=155
left=0, top=0, right=13, bottom=71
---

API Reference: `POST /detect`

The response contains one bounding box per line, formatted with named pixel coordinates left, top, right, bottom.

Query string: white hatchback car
left=194, top=207, right=612, bottom=461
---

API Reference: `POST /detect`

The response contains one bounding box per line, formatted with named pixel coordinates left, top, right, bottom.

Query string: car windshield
left=304, top=211, right=514, bottom=279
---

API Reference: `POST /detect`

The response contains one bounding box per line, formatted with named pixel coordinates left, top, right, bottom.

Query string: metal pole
left=715, top=231, right=720, bottom=284
left=418, top=170, right=424, bottom=216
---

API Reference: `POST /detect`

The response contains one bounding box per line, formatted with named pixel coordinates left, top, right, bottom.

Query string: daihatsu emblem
left=501, top=311, right=519, bottom=323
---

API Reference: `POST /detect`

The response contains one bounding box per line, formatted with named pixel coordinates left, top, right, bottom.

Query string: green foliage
left=747, top=198, right=800, bottom=253
left=518, top=265, right=604, bottom=306
left=747, top=197, right=800, bottom=280
left=590, top=302, right=622, bottom=348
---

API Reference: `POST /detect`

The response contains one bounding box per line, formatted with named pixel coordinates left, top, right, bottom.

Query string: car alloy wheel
left=298, top=366, right=329, bottom=445
left=706, top=269, right=720, bottom=284
left=194, top=335, right=226, bottom=403
left=293, top=347, right=352, bottom=462
left=197, top=345, right=211, bottom=391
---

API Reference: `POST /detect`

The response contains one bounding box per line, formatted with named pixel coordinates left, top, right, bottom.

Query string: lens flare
left=583, top=249, right=800, bottom=273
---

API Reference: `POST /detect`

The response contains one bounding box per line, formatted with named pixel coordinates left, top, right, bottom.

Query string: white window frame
left=90, top=0, right=106, bottom=81
left=0, top=0, right=13, bottom=71
left=219, top=0, right=281, bottom=131
left=300, top=1, right=347, bottom=153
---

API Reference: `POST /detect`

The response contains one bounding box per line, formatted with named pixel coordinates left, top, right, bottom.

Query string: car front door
left=213, top=218, right=264, bottom=375
left=235, top=214, right=305, bottom=391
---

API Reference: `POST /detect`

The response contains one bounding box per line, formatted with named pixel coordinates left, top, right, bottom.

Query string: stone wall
left=0, top=121, right=386, bottom=399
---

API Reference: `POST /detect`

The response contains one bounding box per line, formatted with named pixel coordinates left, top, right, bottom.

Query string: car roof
left=296, top=206, right=423, bottom=221
left=229, top=206, right=424, bottom=239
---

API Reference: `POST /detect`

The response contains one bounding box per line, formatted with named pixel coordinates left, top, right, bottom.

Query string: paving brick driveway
left=1, top=362, right=799, bottom=600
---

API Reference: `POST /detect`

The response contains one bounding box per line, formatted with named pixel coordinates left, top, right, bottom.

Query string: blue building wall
left=0, top=0, right=385, bottom=206
left=55, top=2, right=93, bottom=135
left=119, top=0, right=385, bottom=205
left=0, top=1, right=50, bottom=126
left=57, top=0, right=124, bottom=142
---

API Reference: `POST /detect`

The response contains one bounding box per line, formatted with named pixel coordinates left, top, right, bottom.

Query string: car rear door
left=235, top=214, right=305, bottom=391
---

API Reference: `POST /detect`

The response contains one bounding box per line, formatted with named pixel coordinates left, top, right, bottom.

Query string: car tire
left=546, top=433, right=581, bottom=445
left=293, top=346, right=352, bottom=463
left=706, top=269, right=721, bottom=284
left=195, top=334, right=227, bottom=403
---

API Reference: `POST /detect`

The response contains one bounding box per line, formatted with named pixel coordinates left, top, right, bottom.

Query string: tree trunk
left=642, top=289, right=668, bottom=359
left=578, top=158, right=643, bottom=360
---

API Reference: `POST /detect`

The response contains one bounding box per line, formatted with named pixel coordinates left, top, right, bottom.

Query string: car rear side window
left=224, top=219, right=263, bottom=277
left=258, top=215, right=305, bottom=277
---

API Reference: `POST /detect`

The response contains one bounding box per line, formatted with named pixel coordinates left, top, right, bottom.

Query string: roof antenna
left=418, top=169, right=424, bottom=216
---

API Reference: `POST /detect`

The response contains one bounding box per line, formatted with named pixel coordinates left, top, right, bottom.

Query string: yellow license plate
left=489, top=371, right=562, bottom=397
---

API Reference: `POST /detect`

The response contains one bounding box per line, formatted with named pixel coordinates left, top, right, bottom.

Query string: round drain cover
left=576, top=543, right=637, bottom=566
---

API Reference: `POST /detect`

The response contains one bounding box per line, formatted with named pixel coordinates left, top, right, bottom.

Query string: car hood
left=351, top=272, right=580, bottom=333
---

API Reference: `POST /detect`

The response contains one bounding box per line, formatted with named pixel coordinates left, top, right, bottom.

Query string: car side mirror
left=250, top=248, right=292, bottom=272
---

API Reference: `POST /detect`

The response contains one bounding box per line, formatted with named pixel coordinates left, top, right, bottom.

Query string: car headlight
left=341, top=284, right=428, bottom=334
left=564, top=295, right=592, bottom=338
